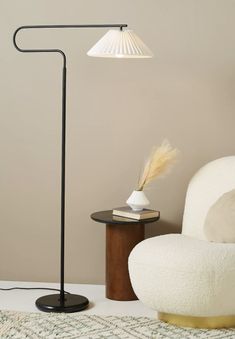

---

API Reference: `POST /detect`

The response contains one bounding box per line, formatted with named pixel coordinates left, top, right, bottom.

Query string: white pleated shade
left=87, top=29, right=153, bottom=58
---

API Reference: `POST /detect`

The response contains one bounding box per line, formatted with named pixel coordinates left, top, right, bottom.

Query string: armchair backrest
left=182, top=156, right=235, bottom=240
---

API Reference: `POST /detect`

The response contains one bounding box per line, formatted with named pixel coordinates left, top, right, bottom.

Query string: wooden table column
left=106, top=223, right=144, bottom=300
left=91, top=210, right=160, bottom=301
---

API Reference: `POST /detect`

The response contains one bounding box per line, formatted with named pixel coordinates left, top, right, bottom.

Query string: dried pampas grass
left=137, top=140, right=179, bottom=191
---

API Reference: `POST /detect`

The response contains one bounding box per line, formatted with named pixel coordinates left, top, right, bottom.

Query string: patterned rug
left=0, top=311, right=235, bottom=339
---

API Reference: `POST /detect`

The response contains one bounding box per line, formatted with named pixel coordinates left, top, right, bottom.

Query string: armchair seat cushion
left=128, top=234, right=235, bottom=317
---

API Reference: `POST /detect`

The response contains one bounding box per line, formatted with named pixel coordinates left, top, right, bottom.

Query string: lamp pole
left=13, top=24, right=127, bottom=312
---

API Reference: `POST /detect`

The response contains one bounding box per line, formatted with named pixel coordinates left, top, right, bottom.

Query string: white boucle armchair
left=128, top=156, right=235, bottom=328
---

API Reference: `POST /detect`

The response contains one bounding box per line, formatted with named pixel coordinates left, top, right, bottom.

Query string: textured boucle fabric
left=182, top=156, right=235, bottom=240
left=129, top=157, right=235, bottom=317
left=129, top=234, right=235, bottom=317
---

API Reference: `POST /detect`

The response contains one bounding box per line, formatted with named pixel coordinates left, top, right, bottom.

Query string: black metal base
left=35, top=294, right=89, bottom=313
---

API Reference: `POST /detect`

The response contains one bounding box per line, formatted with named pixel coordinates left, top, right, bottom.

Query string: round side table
left=91, top=210, right=160, bottom=301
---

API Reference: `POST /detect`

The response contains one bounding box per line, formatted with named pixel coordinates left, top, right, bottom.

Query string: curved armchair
left=129, top=156, right=235, bottom=328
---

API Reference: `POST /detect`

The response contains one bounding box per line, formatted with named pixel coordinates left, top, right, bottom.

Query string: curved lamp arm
left=13, top=24, right=128, bottom=66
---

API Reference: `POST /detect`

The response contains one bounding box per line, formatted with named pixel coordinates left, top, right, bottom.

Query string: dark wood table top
left=90, top=210, right=160, bottom=225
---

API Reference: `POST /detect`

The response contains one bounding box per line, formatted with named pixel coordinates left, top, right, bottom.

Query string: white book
left=112, top=206, right=160, bottom=220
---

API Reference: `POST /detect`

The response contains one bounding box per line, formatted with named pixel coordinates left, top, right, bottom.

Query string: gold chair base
left=158, top=312, right=235, bottom=329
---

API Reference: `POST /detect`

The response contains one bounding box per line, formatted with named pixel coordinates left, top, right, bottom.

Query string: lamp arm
left=13, top=24, right=128, bottom=66
left=13, top=26, right=66, bottom=66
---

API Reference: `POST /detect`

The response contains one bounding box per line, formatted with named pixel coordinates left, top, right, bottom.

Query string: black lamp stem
left=60, top=65, right=66, bottom=301
left=13, top=23, right=127, bottom=312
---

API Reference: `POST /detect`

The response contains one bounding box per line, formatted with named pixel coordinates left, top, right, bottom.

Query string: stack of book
left=112, top=206, right=160, bottom=220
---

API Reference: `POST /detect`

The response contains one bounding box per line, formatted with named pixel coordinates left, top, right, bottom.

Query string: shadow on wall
left=145, top=219, right=181, bottom=238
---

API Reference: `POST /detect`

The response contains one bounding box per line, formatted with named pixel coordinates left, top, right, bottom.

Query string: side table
left=90, top=210, right=160, bottom=301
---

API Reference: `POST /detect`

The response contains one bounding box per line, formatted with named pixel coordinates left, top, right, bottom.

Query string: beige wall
left=1, top=0, right=235, bottom=284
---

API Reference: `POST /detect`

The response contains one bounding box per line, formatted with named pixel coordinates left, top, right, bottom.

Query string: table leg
left=106, top=223, right=145, bottom=301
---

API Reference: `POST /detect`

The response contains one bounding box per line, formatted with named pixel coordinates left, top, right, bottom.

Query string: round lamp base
left=35, top=294, right=89, bottom=313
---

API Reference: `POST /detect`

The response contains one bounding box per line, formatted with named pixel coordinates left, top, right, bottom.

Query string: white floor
left=0, top=281, right=155, bottom=318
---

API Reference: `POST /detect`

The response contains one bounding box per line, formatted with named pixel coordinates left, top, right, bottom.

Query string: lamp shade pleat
left=87, top=30, right=153, bottom=58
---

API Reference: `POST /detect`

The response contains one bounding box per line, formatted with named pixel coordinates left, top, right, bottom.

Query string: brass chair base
left=158, top=312, right=235, bottom=329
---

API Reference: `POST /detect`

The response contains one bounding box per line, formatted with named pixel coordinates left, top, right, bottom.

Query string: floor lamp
left=13, top=24, right=153, bottom=313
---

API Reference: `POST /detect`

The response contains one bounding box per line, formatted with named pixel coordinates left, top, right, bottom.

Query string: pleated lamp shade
left=87, top=29, right=153, bottom=58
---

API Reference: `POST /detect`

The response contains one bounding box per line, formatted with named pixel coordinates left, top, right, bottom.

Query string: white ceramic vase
left=126, top=190, right=150, bottom=211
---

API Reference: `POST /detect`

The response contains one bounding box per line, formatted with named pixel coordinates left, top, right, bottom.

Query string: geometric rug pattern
left=0, top=311, right=235, bottom=338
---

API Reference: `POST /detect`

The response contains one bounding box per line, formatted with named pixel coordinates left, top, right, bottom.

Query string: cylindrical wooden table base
left=106, top=223, right=145, bottom=301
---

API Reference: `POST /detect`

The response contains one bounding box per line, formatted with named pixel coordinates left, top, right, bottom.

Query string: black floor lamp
left=13, top=24, right=153, bottom=313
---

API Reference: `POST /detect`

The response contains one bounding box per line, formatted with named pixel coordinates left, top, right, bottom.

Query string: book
left=112, top=206, right=160, bottom=220
left=112, top=215, right=141, bottom=222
